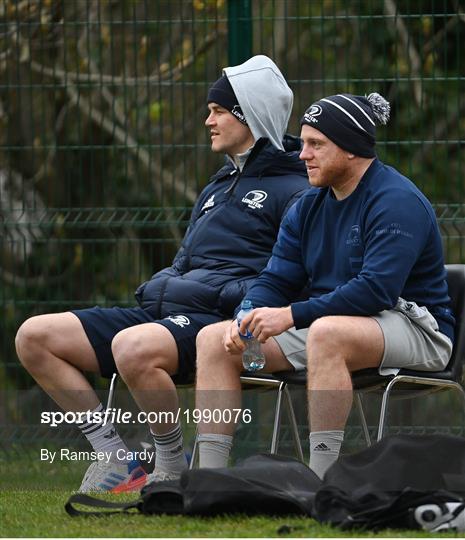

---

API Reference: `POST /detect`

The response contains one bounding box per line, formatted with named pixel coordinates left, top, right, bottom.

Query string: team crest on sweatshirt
left=346, top=225, right=361, bottom=245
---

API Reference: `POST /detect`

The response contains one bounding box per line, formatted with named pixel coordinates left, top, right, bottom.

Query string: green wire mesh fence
left=0, top=0, right=464, bottom=447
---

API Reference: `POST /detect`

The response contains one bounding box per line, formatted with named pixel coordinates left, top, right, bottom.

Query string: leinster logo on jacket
left=242, top=190, right=268, bottom=209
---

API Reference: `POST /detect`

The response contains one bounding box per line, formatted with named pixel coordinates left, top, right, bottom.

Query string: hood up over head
left=223, top=55, right=293, bottom=151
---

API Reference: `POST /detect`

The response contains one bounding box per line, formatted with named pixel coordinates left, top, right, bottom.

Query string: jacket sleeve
left=236, top=199, right=310, bottom=314
left=136, top=198, right=203, bottom=303
left=290, top=190, right=433, bottom=329
left=218, top=277, right=256, bottom=318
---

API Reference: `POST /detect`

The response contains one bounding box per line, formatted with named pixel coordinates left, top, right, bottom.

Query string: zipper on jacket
left=224, top=168, right=242, bottom=195
left=184, top=169, right=240, bottom=269
left=153, top=276, right=169, bottom=318
left=183, top=199, right=226, bottom=270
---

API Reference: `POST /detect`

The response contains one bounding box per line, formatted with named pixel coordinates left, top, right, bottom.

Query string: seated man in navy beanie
left=195, top=92, right=455, bottom=479
left=15, top=55, right=308, bottom=491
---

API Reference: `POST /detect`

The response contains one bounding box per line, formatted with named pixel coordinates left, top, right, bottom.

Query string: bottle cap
left=241, top=299, right=252, bottom=309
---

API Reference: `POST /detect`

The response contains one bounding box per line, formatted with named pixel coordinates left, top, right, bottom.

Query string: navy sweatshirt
left=242, top=159, right=455, bottom=342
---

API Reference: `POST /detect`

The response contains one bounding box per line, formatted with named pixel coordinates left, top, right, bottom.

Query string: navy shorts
left=71, top=306, right=222, bottom=384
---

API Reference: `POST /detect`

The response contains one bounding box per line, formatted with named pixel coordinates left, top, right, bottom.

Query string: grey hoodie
left=223, top=55, right=293, bottom=152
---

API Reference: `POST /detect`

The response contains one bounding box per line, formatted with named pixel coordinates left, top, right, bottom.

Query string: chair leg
left=458, top=385, right=465, bottom=429
left=283, top=386, right=304, bottom=462
left=377, top=377, right=398, bottom=441
left=355, top=392, right=371, bottom=447
left=191, top=378, right=465, bottom=467
left=191, top=381, right=305, bottom=466
left=191, top=380, right=288, bottom=467
left=449, top=381, right=465, bottom=435
left=270, top=382, right=285, bottom=453
left=189, top=427, right=198, bottom=469
left=378, top=377, right=465, bottom=442
left=106, top=373, right=118, bottom=410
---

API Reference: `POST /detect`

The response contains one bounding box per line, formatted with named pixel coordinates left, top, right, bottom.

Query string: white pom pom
left=366, top=92, right=390, bottom=125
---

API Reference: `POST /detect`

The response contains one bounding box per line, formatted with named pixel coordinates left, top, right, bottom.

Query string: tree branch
left=384, top=0, right=422, bottom=106
left=28, top=30, right=224, bottom=86
left=423, top=13, right=459, bottom=56
left=412, top=99, right=465, bottom=166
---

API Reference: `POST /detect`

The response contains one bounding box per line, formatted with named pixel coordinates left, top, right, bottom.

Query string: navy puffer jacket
left=135, top=136, right=309, bottom=319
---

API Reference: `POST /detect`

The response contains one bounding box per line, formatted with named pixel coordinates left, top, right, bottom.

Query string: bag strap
left=65, top=493, right=139, bottom=517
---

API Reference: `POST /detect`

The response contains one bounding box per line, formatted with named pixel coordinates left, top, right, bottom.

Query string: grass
left=1, top=454, right=463, bottom=538
left=3, top=490, right=464, bottom=538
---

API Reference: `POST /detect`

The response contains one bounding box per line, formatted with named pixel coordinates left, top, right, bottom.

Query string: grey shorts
left=272, top=298, right=453, bottom=375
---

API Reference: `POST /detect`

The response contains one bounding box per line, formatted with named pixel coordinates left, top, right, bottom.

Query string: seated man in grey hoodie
left=15, top=55, right=309, bottom=491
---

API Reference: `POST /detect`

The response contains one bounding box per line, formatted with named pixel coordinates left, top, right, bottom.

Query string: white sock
left=198, top=433, right=233, bottom=468
left=309, top=430, right=344, bottom=480
left=77, top=403, right=130, bottom=463
left=151, top=423, right=188, bottom=474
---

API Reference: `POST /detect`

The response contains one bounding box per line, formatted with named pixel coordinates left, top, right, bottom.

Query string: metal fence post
left=228, top=0, right=253, bottom=64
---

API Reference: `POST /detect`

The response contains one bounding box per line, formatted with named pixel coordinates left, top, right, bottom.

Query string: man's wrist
left=284, top=306, right=294, bottom=329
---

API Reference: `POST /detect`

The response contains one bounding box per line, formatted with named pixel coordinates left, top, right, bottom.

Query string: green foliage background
left=0, top=0, right=464, bottom=396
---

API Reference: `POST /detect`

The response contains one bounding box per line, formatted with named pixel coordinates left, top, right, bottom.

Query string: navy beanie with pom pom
left=300, top=93, right=390, bottom=157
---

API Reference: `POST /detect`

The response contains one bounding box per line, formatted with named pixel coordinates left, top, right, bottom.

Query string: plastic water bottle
left=237, top=300, right=266, bottom=371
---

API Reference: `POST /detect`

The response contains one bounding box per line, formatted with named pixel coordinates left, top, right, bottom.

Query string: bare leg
left=306, top=315, right=384, bottom=478
left=307, top=315, right=384, bottom=431
left=15, top=312, right=101, bottom=411
left=16, top=312, right=149, bottom=491
left=113, top=323, right=190, bottom=477
left=112, top=323, right=180, bottom=435
left=195, top=321, right=294, bottom=467
left=195, top=321, right=242, bottom=436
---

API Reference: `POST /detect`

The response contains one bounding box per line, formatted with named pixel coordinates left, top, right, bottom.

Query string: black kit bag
left=313, top=434, right=465, bottom=530
left=65, top=453, right=321, bottom=517
left=66, top=434, right=465, bottom=532
left=180, top=453, right=320, bottom=516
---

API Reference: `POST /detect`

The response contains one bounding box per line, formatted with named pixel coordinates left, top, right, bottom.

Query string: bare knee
left=15, top=316, right=52, bottom=368
left=306, top=317, right=346, bottom=374
left=308, top=317, right=345, bottom=349
left=196, top=321, right=242, bottom=377
left=112, top=326, right=174, bottom=381
left=196, top=322, right=231, bottom=366
left=197, top=322, right=228, bottom=353
left=307, top=316, right=383, bottom=376
left=112, top=328, right=149, bottom=379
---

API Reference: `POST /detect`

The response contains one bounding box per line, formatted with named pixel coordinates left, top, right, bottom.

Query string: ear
left=347, top=153, right=355, bottom=160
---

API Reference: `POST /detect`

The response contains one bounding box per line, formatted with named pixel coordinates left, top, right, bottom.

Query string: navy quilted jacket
left=135, top=136, right=309, bottom=318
